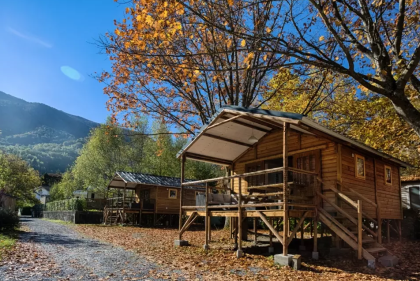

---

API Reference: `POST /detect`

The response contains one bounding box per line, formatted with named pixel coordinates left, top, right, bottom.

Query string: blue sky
left=0, top=0, right=127, bottom=123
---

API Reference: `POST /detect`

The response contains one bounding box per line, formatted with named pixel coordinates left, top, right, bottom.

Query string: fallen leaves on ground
left=74, top=224, right=418, bottom=280
left=0, top=227, right=61, bottom=280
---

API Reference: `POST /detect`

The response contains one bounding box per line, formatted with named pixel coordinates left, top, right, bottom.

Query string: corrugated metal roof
left=115, top=172, right=203, bottom=189
left=176, top=106, right=411, bottom=168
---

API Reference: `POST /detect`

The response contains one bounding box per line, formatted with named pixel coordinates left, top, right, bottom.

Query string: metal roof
left=108, top=172, right=204, bottom=189
left=177, top=105, right=410, bottom=168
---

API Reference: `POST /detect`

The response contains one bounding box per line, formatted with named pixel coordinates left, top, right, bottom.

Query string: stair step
left=366, top=247, right=387, bottom=254
left=362, top=237, right=375, bottom=243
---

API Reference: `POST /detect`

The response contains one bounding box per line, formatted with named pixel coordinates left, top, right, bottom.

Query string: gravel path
left=0, top=218, right=188, bottom=281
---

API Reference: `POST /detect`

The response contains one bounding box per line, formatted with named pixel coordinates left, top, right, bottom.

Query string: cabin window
left=385, top=165, right=392, bottom=185
left=168, top=189, right=177, bottom=199
left=246, top=161, right=265, bottom=187
left=355, top=154, right=366, bottom=179
left=91, top=193, right=95, bottom=199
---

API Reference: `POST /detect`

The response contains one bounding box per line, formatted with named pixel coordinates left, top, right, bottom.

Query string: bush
left=46, top=198, right=86, bottom=211
left=21, top=206, right=32, bottom=216
left=0, top=209, right=20, bottom=232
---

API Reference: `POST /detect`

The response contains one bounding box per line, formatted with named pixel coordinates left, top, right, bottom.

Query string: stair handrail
left=335, top=181, right=378, bottom=225
left=315, top=188, right=364, bottom=260
left=337, top=181, right=377, bottom=208
left=329, top=184, right=358, bottom=209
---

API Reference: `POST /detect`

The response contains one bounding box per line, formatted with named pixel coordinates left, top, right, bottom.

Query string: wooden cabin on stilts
left=104, top=172, right=203, bottom=226
left=175, top=106, right=409, bottom=268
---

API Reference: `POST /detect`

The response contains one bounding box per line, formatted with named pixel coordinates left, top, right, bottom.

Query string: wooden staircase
left=103, top=207, right=124, bottom=225
left=316, top=181, right=394, bottom=268
left=318, top=208, right=390, bottom=268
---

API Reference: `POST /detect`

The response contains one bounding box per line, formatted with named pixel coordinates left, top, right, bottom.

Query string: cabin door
left=293, top=150, right=320, bottom=188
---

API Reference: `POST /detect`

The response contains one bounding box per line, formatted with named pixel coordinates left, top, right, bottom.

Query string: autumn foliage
left=99, top=0, right=290, bottom=134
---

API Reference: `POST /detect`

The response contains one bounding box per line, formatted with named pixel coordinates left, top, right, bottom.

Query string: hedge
left=46, top=198, right=86, bottom=212
left=0, top=209, right=20, bottom=231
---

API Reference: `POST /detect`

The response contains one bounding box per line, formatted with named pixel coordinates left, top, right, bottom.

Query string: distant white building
left=73, top=186, right=105, bottom=200
left=401, top=177, right=420, bottom=211
left=34, top=185, right=51, bottom=204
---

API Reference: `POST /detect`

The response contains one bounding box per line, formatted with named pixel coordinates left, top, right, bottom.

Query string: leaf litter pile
left=75, top=225, right=420, bottom=280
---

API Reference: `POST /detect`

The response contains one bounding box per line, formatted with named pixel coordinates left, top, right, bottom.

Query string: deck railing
left=181, top=166, right=318, bottom=216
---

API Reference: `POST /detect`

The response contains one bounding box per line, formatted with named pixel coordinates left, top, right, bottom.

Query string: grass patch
left=42, top=218, right=73, bottom=225
left=0, top=233, right=17, bottom=261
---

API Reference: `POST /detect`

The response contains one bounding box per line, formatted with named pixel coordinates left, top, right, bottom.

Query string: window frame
left=355, top=154, right=366, bottom=180
left=384, top=165, right=392, bottom=185
left=168, top=189, right=177, bottom=199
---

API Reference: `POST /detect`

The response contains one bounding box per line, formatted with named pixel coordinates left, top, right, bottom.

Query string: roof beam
left=236, top=115, right=283, bottom=130
left=185, top=152, right=233, bottom=166
left=219, top=116, right=271, bottom=133
left=223, top=109, right=301, bottom=125
left=202, top=133, right=252, bottom=147
left=206, top=115, right=243, bottom=130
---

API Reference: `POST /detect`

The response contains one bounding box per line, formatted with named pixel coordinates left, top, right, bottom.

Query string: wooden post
left=253, top=218, right=257, bottom=244
left=179, top=155, right=185, bottom=239
left=204, top=183, right=209, bottom=248
left=269, top=218, right=273, bottom=247
left=373, top=159, right=382, bottom=243
left=300, top=223, right=304, bottom=243
left=357, top=200, right=363, bottom=260
left=230, top=217, right=233, bottom=239
left=123, top=182, right=127, bottom=224
left=237, top=177, right=243, bottom=257
left=387, top=220, right=390, bottom=243
left=336, top=144, right=342, bottom=249
left=398, top=220, right=402, bottom=242
left=313, top=217, right=318, bottom=253
left=283, top=122, right=289, bottom=256
left=153, top=186, right=158, bottom=226
left=234, top=217, right=238, bottom=247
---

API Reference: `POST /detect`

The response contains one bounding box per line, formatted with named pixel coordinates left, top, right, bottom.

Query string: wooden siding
left=135, top=185, right=197, bottom=215
left=374, top=159, right=402, bottom=219
left=231, top=128, right=403, bottom=220
left=232, top=129, right=336, bottom=201
left=339, top=146, right=377, bottom=218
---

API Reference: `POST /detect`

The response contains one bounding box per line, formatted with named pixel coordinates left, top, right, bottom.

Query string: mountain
left=0, top=91, right=99, bottom=173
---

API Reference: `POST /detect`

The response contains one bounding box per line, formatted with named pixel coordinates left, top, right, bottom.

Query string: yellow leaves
left=145, top=15, right=153, bottom=25
left=227, top=0, right=234, bottom=6
left=397, top=59, right=405, bottom=66
left=115, top=29, right=121, bottom=36
left=266, top=27, right=272, bottom=33
left=263, top=54, right=268, bottom=61
left=160, top=10, right=168, bottom=18
left=240, top=39, right=246, bottom=47
left=319, top=35, right=325, bottom=41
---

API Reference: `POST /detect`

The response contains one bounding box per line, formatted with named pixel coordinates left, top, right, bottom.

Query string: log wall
left=232, top=128, right=403, bottom=220
left=135, top=185, right=197, bottom=215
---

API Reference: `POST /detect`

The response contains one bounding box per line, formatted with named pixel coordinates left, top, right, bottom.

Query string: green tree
left=0, top=152, right=41, bottom=204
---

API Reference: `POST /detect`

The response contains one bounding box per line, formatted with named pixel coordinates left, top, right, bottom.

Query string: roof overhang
left=177, top=106, right=411, bottom=168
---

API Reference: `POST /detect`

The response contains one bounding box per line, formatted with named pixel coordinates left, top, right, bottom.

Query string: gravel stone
left=0, top=217, right=191, bottom=281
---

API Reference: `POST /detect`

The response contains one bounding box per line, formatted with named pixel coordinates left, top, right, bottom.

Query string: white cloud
left=6, top=27, right=52, bottom=48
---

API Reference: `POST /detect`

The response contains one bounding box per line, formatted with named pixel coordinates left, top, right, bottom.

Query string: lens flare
left=60, top=66, right=82, bottom=81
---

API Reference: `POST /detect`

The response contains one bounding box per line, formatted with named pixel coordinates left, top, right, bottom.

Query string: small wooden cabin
left=176, top=106, right=409, bottom=268
left=0, top=191, right=17, bottom=211
left=104, top=172, right=203, bottom=226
